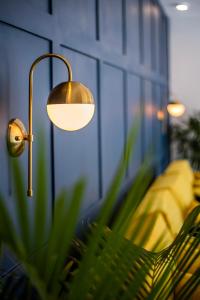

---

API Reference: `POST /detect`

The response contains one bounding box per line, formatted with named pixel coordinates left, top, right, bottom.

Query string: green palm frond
left=0, top=122, right=200, bottom=299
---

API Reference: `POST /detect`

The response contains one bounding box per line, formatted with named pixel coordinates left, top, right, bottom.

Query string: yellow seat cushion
left=125, top=212, right=174, bottom=252
left=150, top=172, right=193, bottom=215
left=194, top=172, right=200, bottom=179
left=194, top=178, right=200, bottom=186
left=175, top=272, right=200, bottom=300
left=135, top=190, right=183, bottom=236
left=165, top=160, right=194, bottom=183
left=194, top=187, right=200, bottom=196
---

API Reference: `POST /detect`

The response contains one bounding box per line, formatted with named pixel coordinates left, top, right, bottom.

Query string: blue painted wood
left=127, top=74, right=142, bottom=177
left=101, top=63, right=124, bottom=194
left=142, top=0, right=152, bottom=68
left=126, top=0, right=140, bottom=65
left=27, top=0, right=50, bottom=13
left=99, top=0, right=123, bottom=54
left=55, top=0, right=97, bottom=41
left=153, top=84, right=162, bottom=174
left=152, top=0, right=161, bottom=73
left=143, top=79, right=154, bottom=156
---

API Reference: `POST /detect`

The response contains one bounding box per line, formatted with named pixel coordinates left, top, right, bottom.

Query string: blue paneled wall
left=0, top=0, right=169, bottom=272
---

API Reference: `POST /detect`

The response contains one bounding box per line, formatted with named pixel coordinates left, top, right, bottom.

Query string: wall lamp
left=167, top=100, right=185, bottom=117
left=7, top=53, right=95, bottom=197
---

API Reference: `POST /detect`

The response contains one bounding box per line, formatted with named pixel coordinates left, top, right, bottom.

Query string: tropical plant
left=172, top=111, right=200, bottom=170
left=0, top=125, right=200, bottom=299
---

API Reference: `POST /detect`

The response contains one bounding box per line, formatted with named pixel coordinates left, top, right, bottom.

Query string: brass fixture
left=7, top=53, right=95, bottom=197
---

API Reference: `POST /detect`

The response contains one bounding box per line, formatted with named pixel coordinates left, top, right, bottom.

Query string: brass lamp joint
left=25, top=134, right=34, bottom=142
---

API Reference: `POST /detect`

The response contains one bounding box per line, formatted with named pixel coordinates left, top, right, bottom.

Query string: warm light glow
left=175, top=3, right=189, bottom=11
left=47, top=103, right=95, bottom=131
left=157, top=110, right=165, bottom=121
left=167, top=102, right=185, bottom=117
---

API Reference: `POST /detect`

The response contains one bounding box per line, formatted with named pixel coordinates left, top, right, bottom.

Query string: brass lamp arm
left=27, top=53, right=73, bottom=197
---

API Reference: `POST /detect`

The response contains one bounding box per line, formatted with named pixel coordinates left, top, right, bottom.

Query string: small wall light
left=7, top=53, right=95, bottom=197
left=157, top=110, right=165, bottom=121
left=167, top=101, right=185, bottom=117
left=175, top=3, right=189, bottom=11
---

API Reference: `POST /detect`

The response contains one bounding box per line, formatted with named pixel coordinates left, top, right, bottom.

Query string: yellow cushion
left=194, top=178, right=200, bottom=185
left=150, top=172, right=193, bottom=214
left=135, top=190, right=183, bottom=236
left=194, top=187, right=200, bottom=196
left=194, top=172, right=200, bottom=179
left=175, top=272, right=200, bottom=300
left=125, top=212, right=174, bottom=252
left=165, top=160, right=194, bottom=183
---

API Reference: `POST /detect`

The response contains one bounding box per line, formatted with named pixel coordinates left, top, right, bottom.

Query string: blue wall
left=0, top=0, right=169, bottom=272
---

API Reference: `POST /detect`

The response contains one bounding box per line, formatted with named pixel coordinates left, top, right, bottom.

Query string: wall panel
left=126, top=0, right=140, bottom=65
left=55, top=0, right=97, bottom=41
left=53, top=47, right=99, bottom=210
left=27, top=0, right=50, bottom=13
left=100, top=0, right=123, bottom=54
left=101, top=64, right=124, bottom=194
left=154, top=84, right=162, bottom=174
left=143, top=79, right=154, bottom=156
left=142, top=0, right=152, bottom=68
left=127, top=74, right=142, bottom=177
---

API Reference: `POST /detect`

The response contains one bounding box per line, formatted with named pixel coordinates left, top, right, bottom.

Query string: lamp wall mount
left=7, top=118, right=28, bottom=157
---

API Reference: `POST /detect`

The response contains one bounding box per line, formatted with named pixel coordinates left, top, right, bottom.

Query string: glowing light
left=175, top=3, right=189, bottom=11
left=167, top=102, right=185, bottom=117
left=157, top=110, right=165, bottom=121
left=47, top=104, right=95, bottom=131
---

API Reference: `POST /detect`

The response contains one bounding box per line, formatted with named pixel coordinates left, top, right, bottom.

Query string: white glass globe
left=47, top=103, right=95, bottom=131
left=47, top=81, right=95, bottom=131
left=167, top=102, right=185, bottom=117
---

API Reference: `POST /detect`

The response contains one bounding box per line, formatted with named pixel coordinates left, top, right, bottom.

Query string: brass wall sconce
left=7, top=53, right=95, bottom=197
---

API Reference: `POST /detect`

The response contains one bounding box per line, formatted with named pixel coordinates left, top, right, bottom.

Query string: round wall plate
left=7, top=118, right=27, bottom=157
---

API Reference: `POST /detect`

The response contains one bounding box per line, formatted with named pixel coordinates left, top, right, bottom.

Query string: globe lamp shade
left=167, top=101, right=185, bottom=117
left=47, top=81, right=95, bottom=131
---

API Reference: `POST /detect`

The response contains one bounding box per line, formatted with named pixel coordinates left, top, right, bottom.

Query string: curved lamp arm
left=27, top=53, right=73, bottom=197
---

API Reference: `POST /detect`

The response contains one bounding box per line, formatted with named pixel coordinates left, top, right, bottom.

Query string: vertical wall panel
left=127, top=74, right=142, bottom=177
left=55, top=0, right=97, bottom=41
left=100, top=0, right=123, bottom=54
left=126, top=0, right=140, bottom=65
left=152, top=0, right=161, bottom=73
left=53, top=47, right=99, bottom=210
left=161, top=85, right=169, bottom=168
left=143, top=80, right=154, bottom=156
left=154, top=84, right=162, bottom=174
left=101, top=64, right=124, bottom=194
left=142, top=0, right=152, bottom=68
left=27, top=0, right=50, bottom=13
left=159, top=13, right=168, bottom=78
